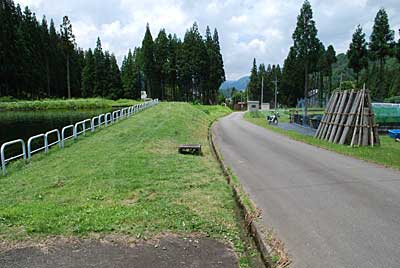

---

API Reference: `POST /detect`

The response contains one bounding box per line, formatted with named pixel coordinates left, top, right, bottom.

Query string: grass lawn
left=0, top=98, right=139, bottom=111
left=0, top=103, right=257, bottom=266
left=244, top=112, right=400, bottom=170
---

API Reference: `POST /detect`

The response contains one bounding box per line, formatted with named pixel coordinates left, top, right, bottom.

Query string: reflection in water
left=0, top=108, right=113, bottom=157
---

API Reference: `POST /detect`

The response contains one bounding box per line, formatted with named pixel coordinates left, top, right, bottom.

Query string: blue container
left=388, top=130, right=400, bottom=139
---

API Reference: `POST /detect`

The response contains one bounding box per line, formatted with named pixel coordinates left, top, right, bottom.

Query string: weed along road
left=213, top=112, right=400, bottom=268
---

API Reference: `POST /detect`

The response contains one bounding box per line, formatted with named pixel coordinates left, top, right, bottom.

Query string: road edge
left=208, top=119, right=275, bottom=267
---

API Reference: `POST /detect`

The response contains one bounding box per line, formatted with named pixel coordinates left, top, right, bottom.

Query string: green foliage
left=347, top=25, right=368, bottom=87
left=0, top=0, right=123, bottom=100
left=277, top=5, right=400, bottom=106
left=121, top=48, right=141, bottom=99
left=0, top=98, right=139, bottom=111
left=280, top=47, right=305, bottom=107
left=0, top=1, right=225, bottom=105
left=247, top=58, right=258, bottom=101
left=384, top=96, right=400, bottom=103
left=142, top=23, right=156, bottom=98
left=338, top=81, right=355, bottom=91
left=369, top=8, right=395, bottom=99
left=292, top=0, right=321, bottom=97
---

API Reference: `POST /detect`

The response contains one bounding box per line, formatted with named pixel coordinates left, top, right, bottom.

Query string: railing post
left=45, top=129, right=61, bottom=153
left=27, top=134, right=45, bottom=159
left=1, top=139, right=26, bottom=176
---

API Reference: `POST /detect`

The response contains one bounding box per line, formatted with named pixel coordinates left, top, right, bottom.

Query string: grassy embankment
left=0, top=103, right=258, bottom=267
left=244, top=111, right=400, bottom=170
left=0, top=98, right=139, bottom=111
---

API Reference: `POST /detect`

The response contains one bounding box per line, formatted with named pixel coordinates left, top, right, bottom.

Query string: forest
left=0, top=0, right=225, bottom=104
left=246, top=1, right=400, bottom=107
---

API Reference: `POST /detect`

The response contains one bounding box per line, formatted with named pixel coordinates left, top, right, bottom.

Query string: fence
left=1, top=99, right=159, bottom=175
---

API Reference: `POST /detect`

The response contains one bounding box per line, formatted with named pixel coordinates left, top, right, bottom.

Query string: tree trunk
left=304, top=63, right=308, bottom=120
left=379, top=57, right=384, bottom=100
left=356, top=72, right=359, bottom=89
left=46, top=58, right=51, bottom=97
left=66, top=53, right=71, bottom=99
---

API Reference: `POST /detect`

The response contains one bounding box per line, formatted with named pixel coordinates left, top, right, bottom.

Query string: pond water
left=0, top=108, right=114, bottom=158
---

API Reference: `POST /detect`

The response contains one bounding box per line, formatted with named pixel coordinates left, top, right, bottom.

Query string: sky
left=15, top=0, right=400, bottom=80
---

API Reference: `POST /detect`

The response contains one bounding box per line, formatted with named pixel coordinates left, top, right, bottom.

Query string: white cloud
left=14, top=0, right=400, bottom=80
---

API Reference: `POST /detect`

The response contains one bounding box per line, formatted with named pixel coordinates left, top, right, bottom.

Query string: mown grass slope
left=0, top=103, right=251, bottom=255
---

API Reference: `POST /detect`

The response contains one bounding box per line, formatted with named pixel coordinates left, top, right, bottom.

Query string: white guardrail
left=0, top=99, right=159, bottom=175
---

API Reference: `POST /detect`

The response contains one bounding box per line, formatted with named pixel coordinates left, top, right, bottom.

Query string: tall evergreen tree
left=60, top=16, right=75, bottom=98
left=369, top=8, right=395, bottom=99
left=280, top=46, right=304, bottom=106
left=292, top=0, right=320, bottom=114
left=396, top=29, right=400, bottom=63
left=247, top=58, right=258, bottom=101
left=258, top=63, right=266, bottom=104
left=210, top=28, right=225, bottom=103
left=325, top=45, right=337, bottom=92
left=81, top=49, right=95, bottom=97
left=154, top=29, right=169, bottom=100
left=166, top=34, right=180, bottom=100
left=93, top=37, right=106, bottom=97
left=142, top=23, right=156, bottom=98
left=347, top=25, right=368, bottom=88
left=40, top=16, right=51, bottom=96
left=121, top=50, right=134, bottom=98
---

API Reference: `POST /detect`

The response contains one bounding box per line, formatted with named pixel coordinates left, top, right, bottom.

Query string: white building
left=261, top=103, right=270, bottom=110
left=248, top=101, right=259, bottom=112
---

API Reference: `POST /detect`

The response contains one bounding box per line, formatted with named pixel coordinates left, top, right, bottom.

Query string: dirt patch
left=0, top=235, right=238, bottom=268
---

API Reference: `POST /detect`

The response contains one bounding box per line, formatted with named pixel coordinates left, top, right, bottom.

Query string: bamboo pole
left=315, top=95, right=334, bottom=138
left=339, top=90, right=362, bottom=145
left=329, top=90, right=348, bottom=143
left=351, top=90, right=364, bottom=147
left=366, top=88, right=380, bottom=146
left=333, top=89, right=355, bottom=144
left=325, top=91, right=343, bottom=140
left=321, top=92, right=340, bottom=140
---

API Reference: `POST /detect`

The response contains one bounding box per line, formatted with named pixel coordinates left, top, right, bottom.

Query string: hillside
left=220, top=76, right=250, bottom=91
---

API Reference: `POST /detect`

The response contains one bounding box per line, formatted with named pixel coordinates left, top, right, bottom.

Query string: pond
left=0, top=108, right=114, bottom=158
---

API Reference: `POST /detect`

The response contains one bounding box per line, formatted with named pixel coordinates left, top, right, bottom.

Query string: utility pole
left=273, top=75, right=279, bottom=113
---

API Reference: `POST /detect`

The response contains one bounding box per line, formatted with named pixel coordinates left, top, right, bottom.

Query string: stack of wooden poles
left=315, top=86, right=380, bottom=147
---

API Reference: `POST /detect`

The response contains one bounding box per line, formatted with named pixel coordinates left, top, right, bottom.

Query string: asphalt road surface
left=213, top=112, right=400, bottom=268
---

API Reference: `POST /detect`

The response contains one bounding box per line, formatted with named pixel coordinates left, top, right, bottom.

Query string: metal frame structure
left=44, top=129, right=61, bottom=153
left=1, top=139, right=26, bottom=175
left=27, top=134, right=45, bottom=159
left=91, top=116, right=100, bottom=132
left=105, top=113, right=112, bottom=127
left=61, top=125, right=74, bottom=148
left=0, top=99, right=159, bottom=175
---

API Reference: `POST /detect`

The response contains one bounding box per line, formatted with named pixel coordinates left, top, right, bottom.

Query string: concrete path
left=213, top=112, right=400, bottom=268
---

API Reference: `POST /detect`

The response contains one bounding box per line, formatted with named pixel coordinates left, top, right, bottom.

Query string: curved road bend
left=213, top=112, right=400, bottom=268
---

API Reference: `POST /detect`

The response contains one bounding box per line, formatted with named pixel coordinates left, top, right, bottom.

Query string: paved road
left=213, top=112, right=400, bottom=268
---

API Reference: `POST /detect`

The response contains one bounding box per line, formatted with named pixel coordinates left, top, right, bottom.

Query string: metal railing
left=105, top=113, right=112, bottom=127
left=1, top=139, right=26, bottom=176
left=45, top=129, right=61, bottom=153
left=27, top=134, right=45, bottom=159
left=61, top=125, right=74, bottom=148
left=0, top=99, right=159, bottom=176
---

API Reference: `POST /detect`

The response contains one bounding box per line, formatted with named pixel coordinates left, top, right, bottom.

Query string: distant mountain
left=220, top=76, right=250, bottom=91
